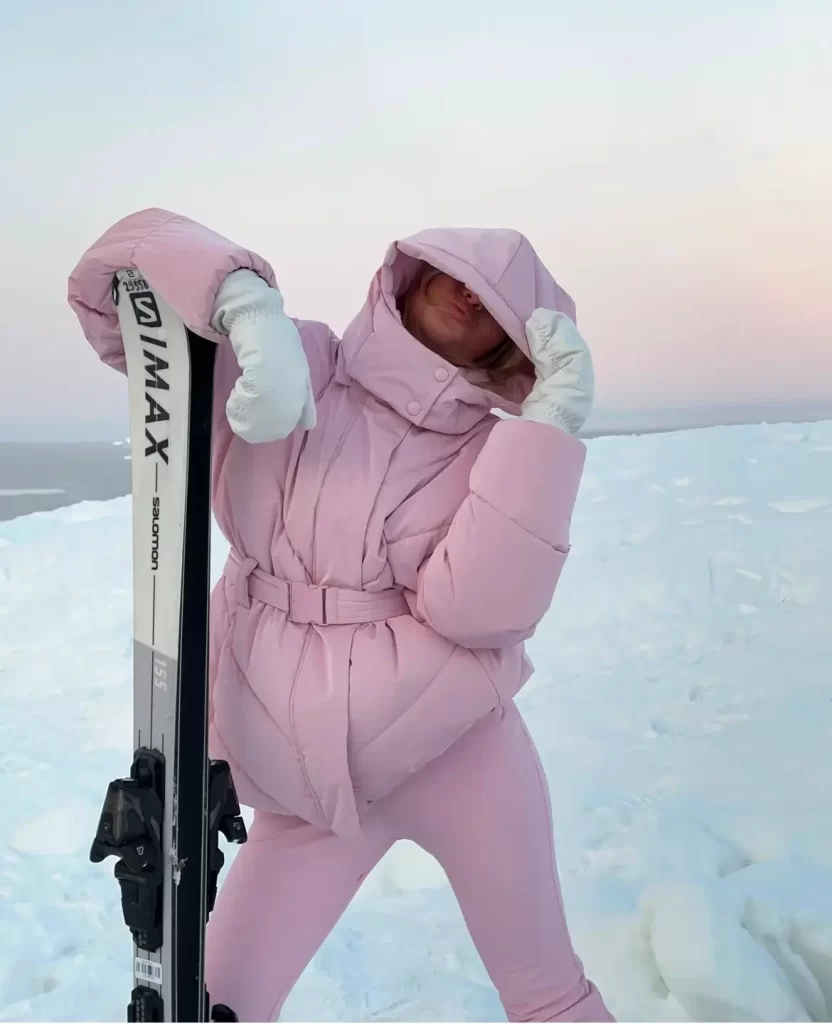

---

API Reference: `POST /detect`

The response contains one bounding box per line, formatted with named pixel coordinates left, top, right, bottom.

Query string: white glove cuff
left=211, top=269, right=316, bottom=442
left=210, top=268, right=283, bottom=335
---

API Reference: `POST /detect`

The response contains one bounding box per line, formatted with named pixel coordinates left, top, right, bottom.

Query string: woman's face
left=402, top=268, right=507, bottom=366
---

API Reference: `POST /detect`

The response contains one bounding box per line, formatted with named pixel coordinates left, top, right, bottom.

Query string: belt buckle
left=288, top=583, right=329, bottom=625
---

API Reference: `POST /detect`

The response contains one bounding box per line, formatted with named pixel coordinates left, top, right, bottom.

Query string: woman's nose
left=462, top=288, right=483, bottom=310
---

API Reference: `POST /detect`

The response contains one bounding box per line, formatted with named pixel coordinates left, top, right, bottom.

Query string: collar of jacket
left=338, top=268, right=528, bottom=436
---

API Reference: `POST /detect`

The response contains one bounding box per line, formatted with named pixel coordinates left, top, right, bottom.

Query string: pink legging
left=205, top=704, right=613, bottom=1022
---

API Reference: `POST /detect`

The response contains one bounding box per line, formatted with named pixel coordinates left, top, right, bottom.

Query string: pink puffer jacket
left=68, top=209, right=586, bottom=837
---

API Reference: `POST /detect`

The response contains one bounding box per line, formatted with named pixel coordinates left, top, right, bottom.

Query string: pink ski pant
left=205, top=704, right=613, bottom=1022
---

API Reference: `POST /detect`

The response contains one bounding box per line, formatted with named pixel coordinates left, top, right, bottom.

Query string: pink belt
left=226, top=550, right=409, bottom=626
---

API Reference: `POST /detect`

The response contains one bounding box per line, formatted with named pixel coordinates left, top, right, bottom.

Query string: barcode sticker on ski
left=135, top=957, right=163, bottom=985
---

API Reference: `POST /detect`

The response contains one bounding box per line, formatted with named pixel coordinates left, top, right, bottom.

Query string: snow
left=1, top=420, right=831, bottom=1022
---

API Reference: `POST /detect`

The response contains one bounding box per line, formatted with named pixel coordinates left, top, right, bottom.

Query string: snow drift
left=1, top=420, right=831, bottom=1022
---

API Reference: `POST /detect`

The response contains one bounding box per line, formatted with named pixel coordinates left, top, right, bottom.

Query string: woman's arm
left=391, top=419, right=585, bottom=649
left=388, top=308, right=593, bottom=649
left=68, top=208, right=332, bottom=444
left=68, top=208, right=277, bottom=367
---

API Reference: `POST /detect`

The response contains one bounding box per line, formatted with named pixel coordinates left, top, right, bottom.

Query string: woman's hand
left=521, top=308, right=594, bottom=436
left=211, top=269, right=316, bottom=443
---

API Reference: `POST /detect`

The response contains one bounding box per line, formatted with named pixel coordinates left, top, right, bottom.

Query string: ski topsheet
left=90, top=271, right=246, bottom=1022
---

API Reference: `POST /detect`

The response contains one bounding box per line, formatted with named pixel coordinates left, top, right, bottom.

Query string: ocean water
left=3, top=398, right=832, bottom=522
left=0, top=442, right=132, bottom=522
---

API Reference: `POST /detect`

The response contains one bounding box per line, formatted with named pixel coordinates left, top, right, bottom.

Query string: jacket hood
left=338, top=227, right=576, bottom=435
left=395, top=227, right=576, bottom=358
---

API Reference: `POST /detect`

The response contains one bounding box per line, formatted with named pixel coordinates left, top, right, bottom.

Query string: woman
left=69, top=209, right=611, bottom=1022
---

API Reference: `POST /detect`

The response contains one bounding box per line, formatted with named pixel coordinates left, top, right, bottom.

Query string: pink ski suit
left=68, top=209, right=612, bottom=1022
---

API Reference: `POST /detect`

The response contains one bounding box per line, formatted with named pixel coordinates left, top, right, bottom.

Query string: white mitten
left=210, top=269, right=316, bottom=443
left=521, top=308, right=594, bottom=436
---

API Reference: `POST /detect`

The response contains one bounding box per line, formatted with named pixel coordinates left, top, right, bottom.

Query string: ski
left=89, top=270, right=247, bottom=1022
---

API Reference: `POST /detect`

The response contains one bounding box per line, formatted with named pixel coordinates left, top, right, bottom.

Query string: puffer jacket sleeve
left=67, top=208, right=280, bottom=372
left=390, top=418, right=586, bottom=649
left=67, top=207, right=338, bottom=449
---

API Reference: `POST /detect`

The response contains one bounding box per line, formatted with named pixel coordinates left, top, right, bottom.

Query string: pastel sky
left=2, top=0, right=830, bottom=439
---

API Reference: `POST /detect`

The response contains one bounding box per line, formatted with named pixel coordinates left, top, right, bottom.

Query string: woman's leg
left=205, top=811, right=393, bottom=1021
left=381, top=705, right=613, bottom=1022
